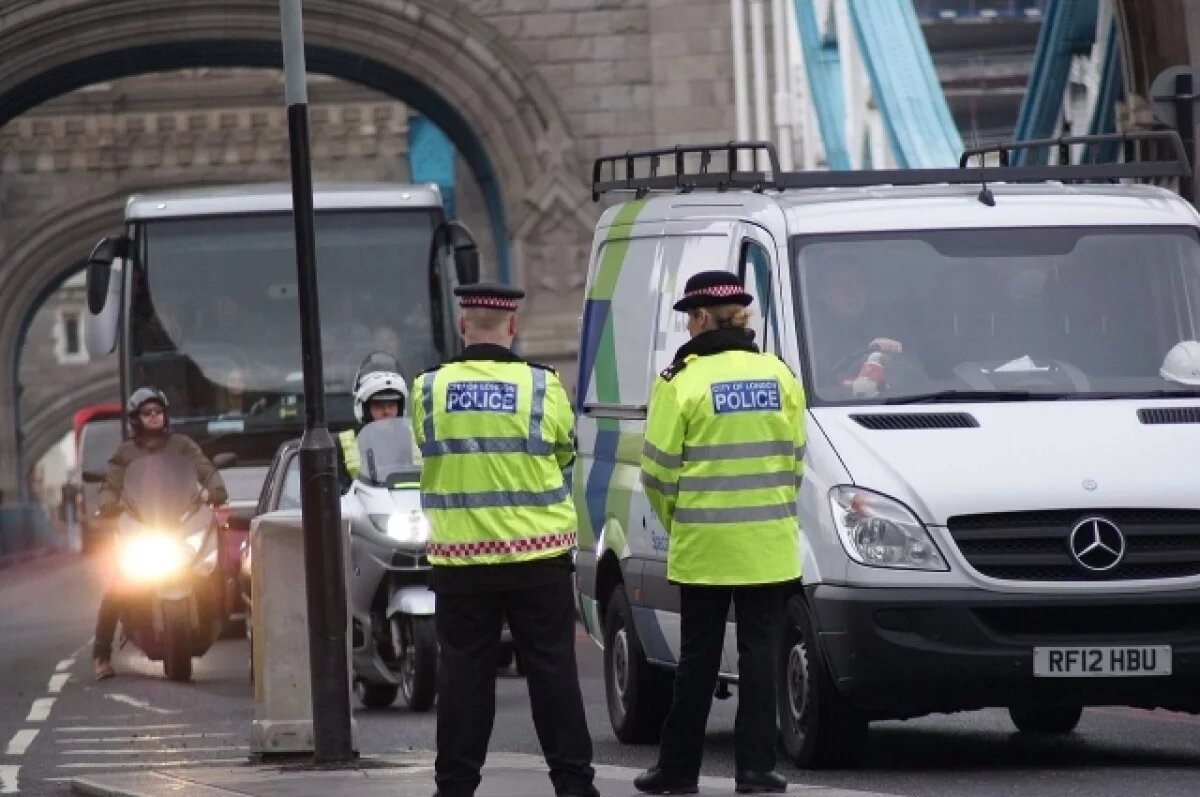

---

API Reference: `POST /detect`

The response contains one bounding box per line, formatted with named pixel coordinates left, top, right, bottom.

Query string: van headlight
left=370, top=511, right=431, bottom=545
left=829, top=487, right=948, bottom=571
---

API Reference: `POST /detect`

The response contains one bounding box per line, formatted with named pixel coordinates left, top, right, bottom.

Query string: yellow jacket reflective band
left=412, top=358, right=577, bottom=566
left=641, top=349, right=806, bottom=585
left=338, top=429, right=360, bottom=480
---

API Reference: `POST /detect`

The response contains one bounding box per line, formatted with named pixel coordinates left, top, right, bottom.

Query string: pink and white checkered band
left=683, top=284, right=744, bottom=300
left=427, top=532, right=576, bottom=558
left=459, top=296, right=518, bottom=310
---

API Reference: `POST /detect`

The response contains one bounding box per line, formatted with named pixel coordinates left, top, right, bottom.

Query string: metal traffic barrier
left=249, top=510, right=357, bottom=758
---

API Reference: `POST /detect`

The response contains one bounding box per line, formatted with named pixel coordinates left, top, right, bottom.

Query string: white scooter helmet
left=1160, top=341, right=1200, bottom=386
left=354, top=371, right=409, bottom=424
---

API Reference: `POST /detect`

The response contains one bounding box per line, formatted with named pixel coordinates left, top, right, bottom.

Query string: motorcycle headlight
left=118, top=534, right=188, bottom=582
left=829, top=487, right=948, bottom=571
left=370, top=511, right=431, bottom=545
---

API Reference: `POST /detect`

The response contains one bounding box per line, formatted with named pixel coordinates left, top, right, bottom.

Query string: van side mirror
left=86, top=236, right=129, bottom=314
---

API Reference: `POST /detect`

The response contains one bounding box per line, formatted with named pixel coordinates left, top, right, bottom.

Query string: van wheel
left=1009, top=705, right=1083, bottom=734
left=778, top=595, right=867, bottom=769
left=604, top=585, right=672, bottom=743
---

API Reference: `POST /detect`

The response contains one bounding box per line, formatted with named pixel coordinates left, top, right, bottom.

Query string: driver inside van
left=806, top=261, right=904, bottom=383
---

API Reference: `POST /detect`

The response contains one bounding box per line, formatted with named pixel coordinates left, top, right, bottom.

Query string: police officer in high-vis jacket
left=635, top=271, right=805, bottom=796
left=412, top=283, right=599, bottom=797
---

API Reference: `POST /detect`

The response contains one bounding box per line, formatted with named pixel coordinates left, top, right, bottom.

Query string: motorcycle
left=84, top=451, right=229, bottom=682
left=343, top=416, right=439, bottom=710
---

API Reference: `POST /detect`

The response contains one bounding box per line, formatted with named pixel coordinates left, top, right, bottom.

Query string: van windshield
left=794, top=226, right=1200, bottom=405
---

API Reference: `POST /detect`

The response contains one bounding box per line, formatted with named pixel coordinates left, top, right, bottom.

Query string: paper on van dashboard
left=989, top=355, right=1050, bottom=373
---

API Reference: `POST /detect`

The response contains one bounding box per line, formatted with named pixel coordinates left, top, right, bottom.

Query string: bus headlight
left=829, top=487, right=948, bottom=571
left=118, top=534, right=188, bottom=582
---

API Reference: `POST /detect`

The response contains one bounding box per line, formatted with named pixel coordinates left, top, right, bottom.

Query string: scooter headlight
left=370, top=511, right=431, bottom=545
left=829, top=486, right=948, bottom=571
left=118, top=534, right=188, bottom=582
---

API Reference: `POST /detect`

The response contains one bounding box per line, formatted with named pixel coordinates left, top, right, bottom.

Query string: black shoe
left=633, top=767, right=699, bottom=795
left=735, top=770, right=788, bottom=793
left=557, top=786, right=601, bottom=797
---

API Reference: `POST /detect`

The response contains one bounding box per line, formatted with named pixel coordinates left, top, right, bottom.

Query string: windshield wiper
left=1061, top=389, right=1200, bottom=400
left=883, top=389, right=1059, bottom=405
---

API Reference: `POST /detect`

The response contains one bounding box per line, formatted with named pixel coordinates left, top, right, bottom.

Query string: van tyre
left=778, top=596, right=867, bottom=769
left=1008, top=705, right=1083, bottom=734
left=604, top=585, right=672, bottom=743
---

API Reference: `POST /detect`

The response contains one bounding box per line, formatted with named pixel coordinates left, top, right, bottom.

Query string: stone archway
left=0, top=0, right=596, bottom=502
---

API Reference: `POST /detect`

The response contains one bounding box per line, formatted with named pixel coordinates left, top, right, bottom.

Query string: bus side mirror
left=86, top=236, right=129, bottom=314
left=441, top=221, right=480, bottom=285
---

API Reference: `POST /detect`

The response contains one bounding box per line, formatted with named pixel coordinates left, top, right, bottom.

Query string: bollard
left=249, top=511, right=358, bottom=758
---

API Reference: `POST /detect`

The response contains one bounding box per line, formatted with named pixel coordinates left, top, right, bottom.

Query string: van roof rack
left=590, top=132, right=1192, bottom=201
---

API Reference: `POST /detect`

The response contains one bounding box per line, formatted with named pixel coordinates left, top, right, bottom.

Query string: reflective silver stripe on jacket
left=640, top=471, right=678, bottom=496
left=677, top=471, right=794, bottom=492
left=420, top=438, right=554, bottom=456
left=642, top=441, right=682, bottom=470
left=673, top=502, right=798, bottom=524
left=421, top=484, right=571, bottom=510
left=682, top=440, right=794, bottom=461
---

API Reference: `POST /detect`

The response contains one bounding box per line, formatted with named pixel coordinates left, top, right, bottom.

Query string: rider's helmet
left=353, top=351, right=402, bottom=393
left=126, top=387, right=170, bottom=432
left=1160, top=341, right=1200, bottom=386
left=354, top=371, right=409, bottom=424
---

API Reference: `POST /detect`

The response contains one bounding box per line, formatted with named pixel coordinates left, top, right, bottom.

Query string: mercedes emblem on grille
left=1068, top=517, right=1126, bottom=572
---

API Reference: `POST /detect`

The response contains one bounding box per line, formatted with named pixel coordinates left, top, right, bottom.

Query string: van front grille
left=973, top=602, right=1200, bottom=640
left=947, top=509, right=1200, bottom=581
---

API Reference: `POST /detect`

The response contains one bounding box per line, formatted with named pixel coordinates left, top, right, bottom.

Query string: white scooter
left=342, top=417, right=438, bottom=710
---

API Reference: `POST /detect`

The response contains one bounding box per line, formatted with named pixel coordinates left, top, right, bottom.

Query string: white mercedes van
left=570, top=135, right=1200, bottom=768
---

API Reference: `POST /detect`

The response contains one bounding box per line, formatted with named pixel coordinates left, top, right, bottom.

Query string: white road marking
left=47, top=673, right=69, bottom=693
left=64, top=746, right=247, bottom=755
left=103, top=694, right=180, bottom=714
left=56, top=757, right=245, bottom=769
left=5, top=730, right=38, bottom=756
left=26, top=698, right=55, bottom=722
left=57, top=724, right=188, bottom=733
left=57, top=732, right=235, bottom=743
left=0, top=766, right=17, bottom=794
left=55, top=658, right=74, bottom=672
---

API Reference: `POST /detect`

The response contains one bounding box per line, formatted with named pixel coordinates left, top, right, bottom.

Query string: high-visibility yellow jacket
left=641, top=333, right=806, bottom=585
left=412, top=349, right=577, bottom=566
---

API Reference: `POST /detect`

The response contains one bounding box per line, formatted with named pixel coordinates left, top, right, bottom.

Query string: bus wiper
left=883, top=389, right=1058, bottom=405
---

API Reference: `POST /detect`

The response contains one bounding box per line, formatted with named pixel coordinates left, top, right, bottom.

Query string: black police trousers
left=434, top=571, right=595, bottom=797
left=657, top=583, right=784, bottom=779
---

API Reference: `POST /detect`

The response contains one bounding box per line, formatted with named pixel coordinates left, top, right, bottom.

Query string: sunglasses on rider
left=139, top=406, right=165, bottom=418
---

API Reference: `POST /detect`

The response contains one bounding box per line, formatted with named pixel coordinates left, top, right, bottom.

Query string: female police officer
left=635, top=271, right=806, bottom=795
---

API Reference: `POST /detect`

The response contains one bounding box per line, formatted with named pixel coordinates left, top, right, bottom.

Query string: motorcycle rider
left=91, top=387, right=229, bottom=680
left=336, top=367, right=412, bottom=490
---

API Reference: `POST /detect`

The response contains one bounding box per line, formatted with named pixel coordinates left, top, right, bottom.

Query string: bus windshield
left=129, top=209, right=438, bottom=437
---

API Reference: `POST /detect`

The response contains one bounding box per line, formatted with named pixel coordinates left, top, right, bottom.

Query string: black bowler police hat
left=672, top=271, right=753, bottom=312
left=453, top=282, right=526, bottom=311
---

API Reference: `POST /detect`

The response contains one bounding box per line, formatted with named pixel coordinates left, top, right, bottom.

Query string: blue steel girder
left=1014, top=0, right=1102, bottom=164
left=794, top=0, right=850, bottom=170
left=848, top=0, right=963, bottom=168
